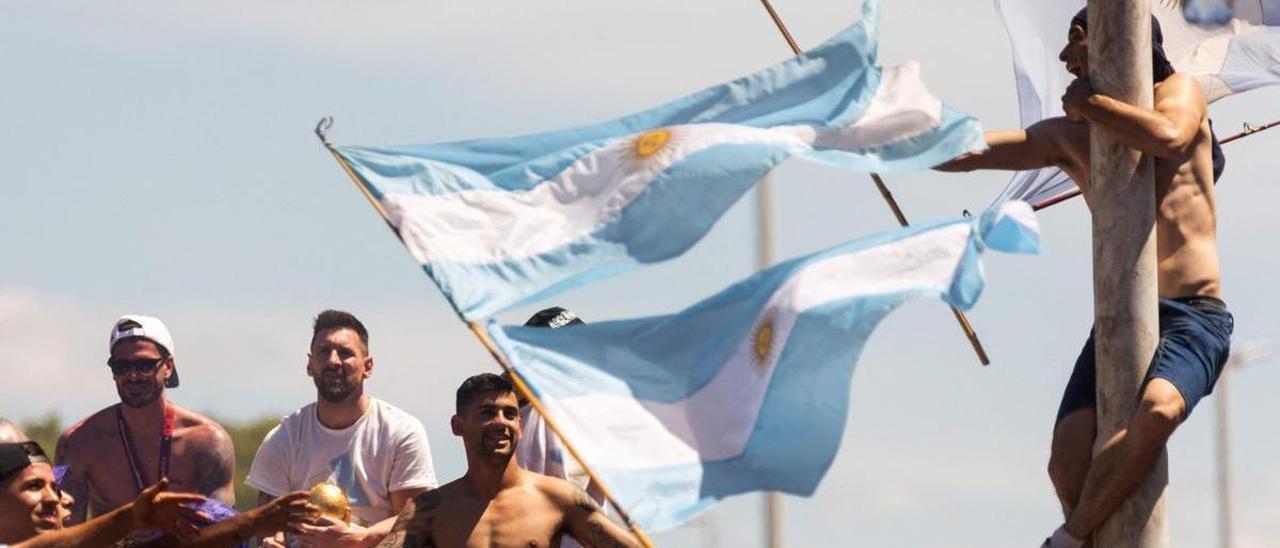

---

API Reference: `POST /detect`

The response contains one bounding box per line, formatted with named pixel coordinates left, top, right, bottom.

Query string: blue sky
left=2, top=1, right=1279, bottom=546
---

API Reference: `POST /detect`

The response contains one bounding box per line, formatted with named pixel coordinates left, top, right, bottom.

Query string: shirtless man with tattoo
left=377, top=374, right=640, bottom=548
left=56, top=315, right=236, bottom=523
left=938, top=11, right=1232, bottom=547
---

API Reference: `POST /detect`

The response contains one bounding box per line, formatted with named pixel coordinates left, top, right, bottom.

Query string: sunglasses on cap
left=107, top=356, right=165, bottom=376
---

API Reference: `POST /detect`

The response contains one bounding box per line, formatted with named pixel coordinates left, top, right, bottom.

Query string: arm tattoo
left=568, top=487, right=632, bottom=548
left=585, top=521, right=628, bottom=548
left=197, top=433, right=235, bottom=502
left=572, top=487, right=601, bottom=514
left=377, top=490, right=441, bottom=548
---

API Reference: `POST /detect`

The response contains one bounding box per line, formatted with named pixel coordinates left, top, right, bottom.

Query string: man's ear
left=362, top=356, right=374, bottom=379
left=161, top=357, right=175, bottom=383
left=450, top=415, right=463, bottom=436
left=305, top=354, right=314, bottom=377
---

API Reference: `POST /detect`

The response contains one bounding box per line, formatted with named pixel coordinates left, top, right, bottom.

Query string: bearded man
left=247, top=310, right=437, bottom=547
left=56, top=315, right=236, bottom=524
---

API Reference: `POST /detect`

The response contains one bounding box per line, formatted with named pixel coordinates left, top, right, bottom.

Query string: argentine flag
left=994, top=0, right=1280, bottom=207
left=332, top=0, right=985, bottom=320
left=487, top=201, right=1040, bottom=532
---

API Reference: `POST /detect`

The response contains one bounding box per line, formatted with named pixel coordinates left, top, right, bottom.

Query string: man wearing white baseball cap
left=54, top=315, right=236, bottom=526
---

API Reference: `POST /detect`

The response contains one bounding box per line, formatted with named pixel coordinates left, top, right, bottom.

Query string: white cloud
left=0, top=287, right=111, bottom=423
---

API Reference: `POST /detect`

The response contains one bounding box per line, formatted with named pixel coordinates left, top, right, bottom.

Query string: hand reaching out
left=1062, top=78, right=1095, bottom=122
left=249, top=491, right=315, bottom=538
left=131, top=478, right=210, bottom=542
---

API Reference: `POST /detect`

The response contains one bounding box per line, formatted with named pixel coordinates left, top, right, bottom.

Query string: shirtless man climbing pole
left=377, top=373, right=641, bottom=548
left=938, top=10, right=1233, bottom=547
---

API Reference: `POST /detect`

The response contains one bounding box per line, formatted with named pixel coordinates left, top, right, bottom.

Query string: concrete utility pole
left=1087, top=1, right=1167, bottom=547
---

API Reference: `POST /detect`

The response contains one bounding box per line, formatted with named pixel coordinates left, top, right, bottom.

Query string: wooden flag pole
left=314, top=119, right=654, bottom=548
left=755, top=0, right=991, bottom=365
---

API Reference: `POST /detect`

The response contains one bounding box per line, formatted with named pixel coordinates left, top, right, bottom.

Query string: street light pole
left=1087, top=1, right=1166, bottom=546
left=756, top=174, right=783, bottom=548
left=1215, top=340, right=1273, bottom=548
left=1214, top=369, right=1232, bottom=548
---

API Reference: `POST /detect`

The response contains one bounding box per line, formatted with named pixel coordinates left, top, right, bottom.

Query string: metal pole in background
left=1214, top=369, right=1232, bottom=548
left=756, top=174, right=784, bottom=548
left=1087, top=1, right=1166, bottom=546
left=1215, top=340, right=1272, bottom=548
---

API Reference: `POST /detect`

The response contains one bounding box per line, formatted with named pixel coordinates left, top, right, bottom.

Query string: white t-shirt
left=246, top=398, right=437, bottom=525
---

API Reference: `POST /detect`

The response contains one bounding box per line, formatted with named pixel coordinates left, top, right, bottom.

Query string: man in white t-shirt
left=247, top=310, right=437, bottom=548
left=515, top=307, right=610, bottom=548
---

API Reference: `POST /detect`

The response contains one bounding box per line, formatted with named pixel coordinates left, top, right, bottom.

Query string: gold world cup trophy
left=308, top=481, right=352, bottom=524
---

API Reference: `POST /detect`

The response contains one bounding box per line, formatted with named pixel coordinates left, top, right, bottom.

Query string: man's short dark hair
left=311, top=309, right=369, bottom=350
left=456, top=373, right=514, bottom=413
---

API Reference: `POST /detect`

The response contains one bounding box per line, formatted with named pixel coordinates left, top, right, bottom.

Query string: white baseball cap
left=109, top=315, right=179, bottom=388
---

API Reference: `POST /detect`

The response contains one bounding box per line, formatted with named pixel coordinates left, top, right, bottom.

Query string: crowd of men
left=2, top=11, right=1239, bottom=548
left=1, top=308, right=637, bottom=548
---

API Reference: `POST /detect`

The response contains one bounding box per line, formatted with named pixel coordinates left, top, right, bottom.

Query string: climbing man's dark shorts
left=1056, top=297, right=1234, bottom=425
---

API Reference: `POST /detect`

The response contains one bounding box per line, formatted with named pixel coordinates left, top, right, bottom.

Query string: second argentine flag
left=487, top=201, right=1040, bottom=532
left=333, top=0, right=985, bottom=319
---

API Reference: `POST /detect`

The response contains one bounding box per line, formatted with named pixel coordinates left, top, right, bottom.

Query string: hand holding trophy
left=307, top=481, right=352, bottom=525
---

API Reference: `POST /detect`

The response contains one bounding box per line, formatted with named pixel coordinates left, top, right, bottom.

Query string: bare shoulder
left=1032, top=116, right=1090, bottom=170
left=413, top=484, right=449, bottom=509
left=57, top=407, right=115, bottom=454
left=1030, top=116, right=1089, bottom=143
left=183, top=411, right=229, bottom=439
left=1155, top=73, right=1206, bottom=104
left=412, top=479, right=459, bottom=510
left=538, top=476, right=641, bottom=548
left=174, top=407, right=233, bottom=453
left=532, top=474, right=599, bottom=514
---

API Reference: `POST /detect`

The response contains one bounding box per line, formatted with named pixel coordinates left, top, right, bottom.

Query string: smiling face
left=452, top=390, right=521, bottom=462
left=307, top=327, right=372, bottom=404
left=1059, top=24, right=1090, bottom=79
left=110, top=339, right=172, bottom=408
left=0, top=463, right=60, bottom=543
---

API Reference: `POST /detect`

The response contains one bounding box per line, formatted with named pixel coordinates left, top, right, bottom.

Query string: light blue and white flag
left=487, top=201, right=1040, bottom=532
left=994, top=0, right=1280, bottom=207
left=333, top=0, right=984, bottom=320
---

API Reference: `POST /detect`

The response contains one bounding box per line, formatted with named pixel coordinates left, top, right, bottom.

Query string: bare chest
left=434, top=492, right=563, bottom=548
left=81, top=430, right=205, bottom=511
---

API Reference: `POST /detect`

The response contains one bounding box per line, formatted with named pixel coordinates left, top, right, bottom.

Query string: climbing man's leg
left=1048, top=406, right=1096, bottom=518
left=1062, top=378, right=1185, bottom=539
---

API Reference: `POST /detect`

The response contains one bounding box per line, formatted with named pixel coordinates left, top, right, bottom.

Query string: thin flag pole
left=1033, top=118, right=1279, bottom=212
left=465, top=322, right=657, bottom=548
left=755, top=0, right=991, bottom=366
left=315, top=117, right=394, bottom=223
left=315, top=118, right=655, bottom=548
left=1218, top=118, right=1280, bottom=144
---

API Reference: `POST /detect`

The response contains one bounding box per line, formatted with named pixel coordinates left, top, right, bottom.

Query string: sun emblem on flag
left=625, top=127, right=679, bottom=168
left=752, top=314, right=776, bottom=373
